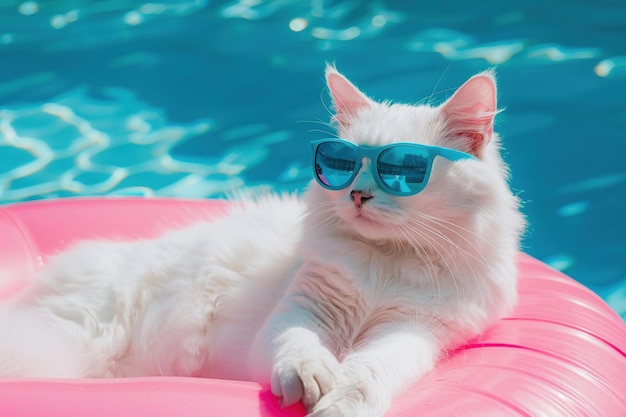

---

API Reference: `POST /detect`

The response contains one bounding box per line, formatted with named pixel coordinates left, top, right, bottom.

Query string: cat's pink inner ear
left=326, top=71, right=372, bottom=125
left=442, top=73, right=497, bottom=155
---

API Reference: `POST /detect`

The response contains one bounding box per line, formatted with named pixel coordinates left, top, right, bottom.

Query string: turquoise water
left=0, top=1, right=625, bottom=319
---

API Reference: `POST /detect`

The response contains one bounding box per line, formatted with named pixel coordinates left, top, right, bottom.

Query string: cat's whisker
left=297, top=118, right=332, bottom=127
left=307, top=128, right=340, bottom=138
left=401, top=214, right=489, bottom=309
left=319, top=86, right=334, bottom=117
left=410, top=218, right=502, bottom=308
left=394, top=223, right=449, bottom=295
left=425, top=66, right=450, bottom=107
left=407, top=216, right=497, bottom=308
left=297, top=119, right=339, bottom=138
left=305, top=200, right=343, bottom=229
left=412, top=213, right=496, bottom=273
left=393, top=225, right=446, bottom=329
left=398, top=221, right=462, bottom=308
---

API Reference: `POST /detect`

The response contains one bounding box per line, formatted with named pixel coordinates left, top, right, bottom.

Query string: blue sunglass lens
left=315, top=141, right=357, bottom=188
left=378, top=146, right=428, bottom=194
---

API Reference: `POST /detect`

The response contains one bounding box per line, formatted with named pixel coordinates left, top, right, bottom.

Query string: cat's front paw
left=271, top=345, right=342, bottom=410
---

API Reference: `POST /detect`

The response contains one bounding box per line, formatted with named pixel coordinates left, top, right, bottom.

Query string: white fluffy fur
left=0, top=67, right=524, bottom=417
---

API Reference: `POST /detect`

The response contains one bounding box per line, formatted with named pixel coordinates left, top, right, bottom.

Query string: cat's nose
left=350, top=190, right=373, bottom=208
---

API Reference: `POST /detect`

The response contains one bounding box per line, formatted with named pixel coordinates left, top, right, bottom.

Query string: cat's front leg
left=249, top=303, right=343, bottom=411
left=309, top=324, right=439, bottom=417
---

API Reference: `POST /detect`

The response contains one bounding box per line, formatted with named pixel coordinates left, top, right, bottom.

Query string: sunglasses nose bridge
left=357, top=147, right=376, bottom=169
left=363, top=151, right=383, bottom=181
left=355, top=156, right=375, bottom=180
left=350, top=157, right=379, bottom=193
left=351, top=148, right=384, bottom=187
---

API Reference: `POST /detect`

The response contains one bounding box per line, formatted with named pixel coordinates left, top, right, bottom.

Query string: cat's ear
left=325, top=65, right=374, bottom=126
left=441, top=71, right=498, bottom=156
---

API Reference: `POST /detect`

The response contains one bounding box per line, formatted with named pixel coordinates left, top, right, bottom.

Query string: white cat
left=0, top=66, right=525, bottom=417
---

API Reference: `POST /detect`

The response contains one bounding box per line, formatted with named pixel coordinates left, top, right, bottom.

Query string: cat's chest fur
left=295, top=239, right=452, bottom=354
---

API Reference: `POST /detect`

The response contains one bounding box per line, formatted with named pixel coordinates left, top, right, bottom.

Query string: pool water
left=0, top=0, right=625, bottom=319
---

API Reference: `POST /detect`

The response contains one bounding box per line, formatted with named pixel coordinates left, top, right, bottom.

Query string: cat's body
left=1, top=195, right=304, bottom=380
left=0, top=67, right=524, bottom=417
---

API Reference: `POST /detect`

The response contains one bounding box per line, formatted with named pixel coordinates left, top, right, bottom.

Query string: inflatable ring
left=1, top=198, right=625, bottom=417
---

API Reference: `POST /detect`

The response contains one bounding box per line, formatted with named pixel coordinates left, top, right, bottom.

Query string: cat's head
left=306, top=65, right=520, bottom=248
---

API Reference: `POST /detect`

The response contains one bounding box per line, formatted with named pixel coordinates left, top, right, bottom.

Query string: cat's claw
left=271, top=347, right=341, bottom=410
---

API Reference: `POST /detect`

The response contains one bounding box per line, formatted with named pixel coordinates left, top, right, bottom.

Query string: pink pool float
left=1, top=197, right=625, bottom=416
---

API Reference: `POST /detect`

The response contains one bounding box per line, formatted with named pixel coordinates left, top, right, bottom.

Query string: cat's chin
left=341, top=210, right=398, bottom=242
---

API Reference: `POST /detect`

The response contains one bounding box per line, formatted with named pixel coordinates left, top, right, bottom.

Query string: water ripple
left=0, top=87, right=229, bottom=202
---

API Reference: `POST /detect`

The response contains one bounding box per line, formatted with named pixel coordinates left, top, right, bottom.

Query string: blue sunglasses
left=311, top=139, right=475, bottom=196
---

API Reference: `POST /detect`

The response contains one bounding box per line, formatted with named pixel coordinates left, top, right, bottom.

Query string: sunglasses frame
left=311, top=138, right=475, bottom=196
